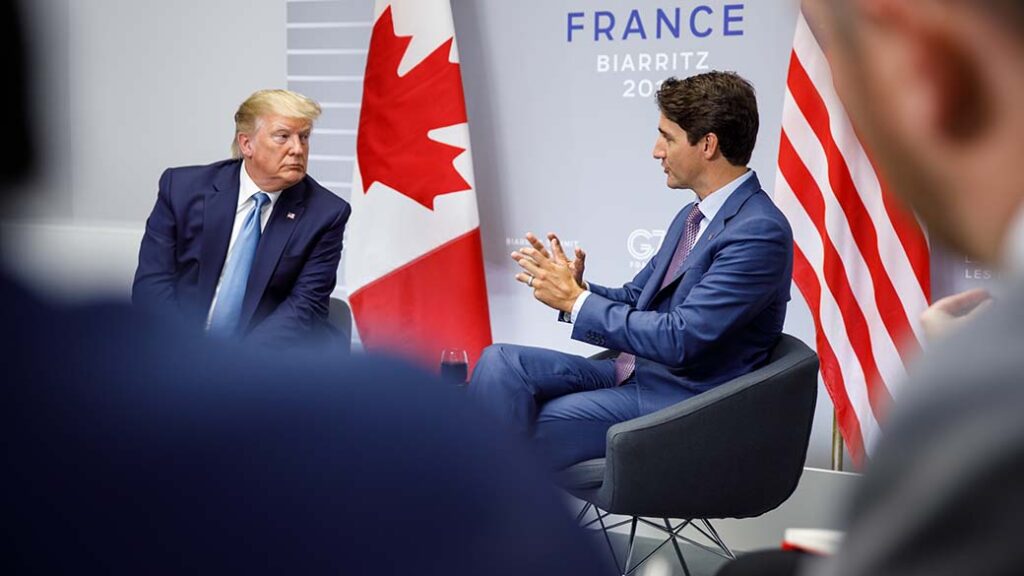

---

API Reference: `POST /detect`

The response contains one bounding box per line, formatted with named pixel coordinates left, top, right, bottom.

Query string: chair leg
left=592, top=511, right=644, bottom=576
left=575, top=501, right=592, bottom=523
left=622, top=516, right=638, bottom=575
left=639, top=516, right=735, bottom=562
left=665, top=518, right=692, bottom=576
left=595, top=507, right=623, bottom=572
left=586, top=510, right=721, bottom=575
left=700, top=519, right=736, bottom=560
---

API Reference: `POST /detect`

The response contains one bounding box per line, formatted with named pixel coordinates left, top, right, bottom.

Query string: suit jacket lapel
left=654, top=173, right=763, bottom=296
left=238, top=179, right=307, bottom=331
left=637, top=203, right=692, bottom=310
left=198, top=161, right=243, bottom=313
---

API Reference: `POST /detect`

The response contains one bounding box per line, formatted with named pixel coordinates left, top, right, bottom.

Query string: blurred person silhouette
left=718, top=0, right=1024, bottom=575
left=0, top=2, right=609, bottom=573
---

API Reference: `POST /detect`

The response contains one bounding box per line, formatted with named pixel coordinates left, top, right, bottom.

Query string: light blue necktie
left=208, top=192, right=270, bottom=337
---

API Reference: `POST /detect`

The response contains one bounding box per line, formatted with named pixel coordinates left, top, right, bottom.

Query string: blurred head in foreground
left=809, top=0, right=1024, bottom=267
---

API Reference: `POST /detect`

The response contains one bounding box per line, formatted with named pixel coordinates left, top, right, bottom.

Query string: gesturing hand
left=528, top=233, right=587, bottom=286
left=920, top=288, right=993, bottom=342
left=562, top=235, right=587, bottom=288
left=511, top=232, right=586, bottom=313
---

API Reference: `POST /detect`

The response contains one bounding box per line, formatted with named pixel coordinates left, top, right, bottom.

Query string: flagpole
left=831, top=413, right=844, bottom=471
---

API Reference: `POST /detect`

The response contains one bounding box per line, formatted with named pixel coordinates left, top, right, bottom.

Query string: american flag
left=774, top=13, right=931, bottom=466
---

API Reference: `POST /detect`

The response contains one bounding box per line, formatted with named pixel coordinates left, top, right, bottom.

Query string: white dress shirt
left=567, top=170, right=755, bottom=323
left=205, top=163, right=282, bottom=327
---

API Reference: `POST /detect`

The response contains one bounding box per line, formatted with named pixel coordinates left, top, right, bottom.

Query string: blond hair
left=231, top=89, right=322, bottom=158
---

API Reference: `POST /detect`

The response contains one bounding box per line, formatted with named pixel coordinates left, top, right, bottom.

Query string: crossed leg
left=469, top=343, right=642, bottom=469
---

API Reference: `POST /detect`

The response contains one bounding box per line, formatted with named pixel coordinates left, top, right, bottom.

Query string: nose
left=287, top=134, right=305, bottom=155
left=652, top=141, right=665, bottom=160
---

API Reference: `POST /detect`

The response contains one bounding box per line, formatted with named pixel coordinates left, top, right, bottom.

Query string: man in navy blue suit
left=471, top=71, right=794, bottom=469
left=133, top=89, right=351, bottom=345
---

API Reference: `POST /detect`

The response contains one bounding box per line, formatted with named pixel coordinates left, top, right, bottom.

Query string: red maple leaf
left=357, top=6, right=471, bottom=210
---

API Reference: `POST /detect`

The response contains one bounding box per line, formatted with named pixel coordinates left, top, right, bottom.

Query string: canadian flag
left=347, top=0, right=492, bottom=370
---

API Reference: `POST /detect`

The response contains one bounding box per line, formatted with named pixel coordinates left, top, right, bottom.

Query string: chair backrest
left=327, top=297, right=352, bottom=353
left=597, top=334, right=819, bottom=518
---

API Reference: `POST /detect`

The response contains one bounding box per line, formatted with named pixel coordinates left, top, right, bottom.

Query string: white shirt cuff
left=568, top=290, right=592, bottom=324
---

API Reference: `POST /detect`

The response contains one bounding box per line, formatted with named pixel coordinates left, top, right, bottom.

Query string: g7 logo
left=627, top=229, right=666, bottom=261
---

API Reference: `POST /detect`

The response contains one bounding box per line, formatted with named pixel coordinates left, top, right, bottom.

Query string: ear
left=861, top=0, right=990, bottom=141
left=914, top=23, right=989, bottom=140
left=702, top=133, right=720, bottom=160
left=237, top=132, right=254, bottom=158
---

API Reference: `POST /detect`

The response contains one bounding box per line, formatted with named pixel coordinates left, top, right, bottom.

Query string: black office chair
left=559, top=334, right=819, bottom=575
left=327, top=297, right=353, bottom=353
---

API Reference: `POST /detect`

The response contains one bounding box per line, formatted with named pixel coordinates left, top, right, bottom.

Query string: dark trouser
left=468, top=343, right=642, bottom=470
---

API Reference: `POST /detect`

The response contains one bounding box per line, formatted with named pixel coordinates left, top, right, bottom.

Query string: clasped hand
left=512, top=232, right=587, bottom=313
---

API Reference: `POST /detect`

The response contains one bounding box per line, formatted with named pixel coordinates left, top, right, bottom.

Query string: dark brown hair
left=656, top=71, right=759, bottom=166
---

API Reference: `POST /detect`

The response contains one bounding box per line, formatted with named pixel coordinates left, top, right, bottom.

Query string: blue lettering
left=567, top=12, right=585, bottom=42
left=565, top=7, right=746, bottom=43
left=689, top=5, right=713, bottom=38
left=723, top=4, right=744, bottom=36
left=594, top=11, right=615, bottom=41
left=622, top=9, right=647, bottom=40
left=656, top=8, right=681, bottom=39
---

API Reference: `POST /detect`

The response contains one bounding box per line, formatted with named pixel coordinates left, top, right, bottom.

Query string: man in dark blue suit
left=471, top=72, right=794, bottom=469
left=133, top=89, right=351, bottom=345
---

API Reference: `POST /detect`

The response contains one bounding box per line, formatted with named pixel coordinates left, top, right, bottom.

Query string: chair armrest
left=608, top=340, right=814, bottom=436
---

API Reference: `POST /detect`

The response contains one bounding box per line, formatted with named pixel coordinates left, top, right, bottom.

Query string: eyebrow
left=270, top=127, right=312, bottom=136
left=269, top=123, right=311, bottom=131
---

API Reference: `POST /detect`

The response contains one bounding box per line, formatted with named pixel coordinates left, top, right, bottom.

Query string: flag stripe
left=792, top=244, right=867, bottom=465
left=776, top=175, right=882, bottom=454
left=350, top=228, right=491, bottom=370
left=777, top=12, right=930, bottom=463
left=878, top=176, right=932, bottom=300
left=792, top=26, right=931, bottom=328
left=778, top=154, right=884, bottom=450
left=779, top=132, right=893, bottom=423
left=787, top=51, right=922, bottom=364
left=782, top=91, right=910, bottom=395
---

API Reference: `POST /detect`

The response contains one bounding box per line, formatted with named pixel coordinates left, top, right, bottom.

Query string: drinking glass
left=440, top=348, right=469, bottom=385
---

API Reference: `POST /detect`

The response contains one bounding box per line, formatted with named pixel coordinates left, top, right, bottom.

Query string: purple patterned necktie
left=614, top=204, right=704, bottom=384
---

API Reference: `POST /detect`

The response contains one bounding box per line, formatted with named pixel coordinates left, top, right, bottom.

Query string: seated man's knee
left=471, top=344, right=509, bottom=383
left=476, top=344, right=508, bottom=368
left=469, top=344, right=524, bottom=398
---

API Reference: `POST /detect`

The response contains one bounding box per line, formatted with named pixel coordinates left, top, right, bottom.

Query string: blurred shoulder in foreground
left=2, top=276, right=608, bottom=574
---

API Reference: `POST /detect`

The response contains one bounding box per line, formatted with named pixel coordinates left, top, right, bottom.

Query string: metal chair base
left=576, top=502, right=736, bottom=576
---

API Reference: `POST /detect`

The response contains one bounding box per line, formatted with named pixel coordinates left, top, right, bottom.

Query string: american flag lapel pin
left=286, top=212, right=296, bottom=220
